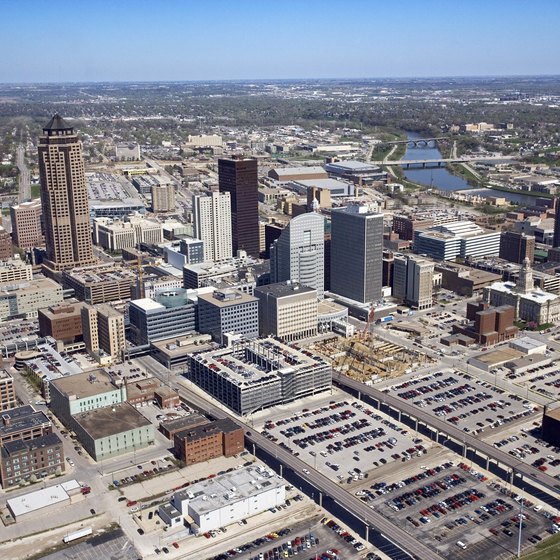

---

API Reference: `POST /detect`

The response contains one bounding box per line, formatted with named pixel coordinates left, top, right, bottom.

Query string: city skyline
left=1, top=0, right=560, bottom=83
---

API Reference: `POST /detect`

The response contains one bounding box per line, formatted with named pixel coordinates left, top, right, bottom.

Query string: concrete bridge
left=372, top=154, right=518, bottom=168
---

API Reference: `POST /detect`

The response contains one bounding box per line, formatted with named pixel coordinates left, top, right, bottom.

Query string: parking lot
left=363, top=461, right=552, bottom=559
left=261, top=399, right=429, bottom=481
left=502, top=361, right=560, bottom=401
left=382, top=370, right=539, bottom=436
left=488, top=421, right=560, bottom=480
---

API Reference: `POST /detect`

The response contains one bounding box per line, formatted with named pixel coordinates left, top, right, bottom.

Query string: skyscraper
left=270, top=212, right=324, bottom=298
left=499, top=231, right=535, bottom=264
left=330, top=204, right=383, bottom=303
left=38, top=115, right=95, bottom=271
left=218, top=158, right=259, bottom=256
left=553, top=198, right=560, bottom=248
left=192, top=191, right=232, bottom=262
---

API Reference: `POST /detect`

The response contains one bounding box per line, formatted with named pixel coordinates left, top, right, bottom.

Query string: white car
left=302, top=468, right=310, bottom=475
left=66, top=458, right=75, bottom=466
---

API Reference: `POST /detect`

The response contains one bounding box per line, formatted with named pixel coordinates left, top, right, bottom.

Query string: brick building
left=0, top=369, right=17, bottom=412
left=173, top=418, right=244, bottom=466
left=0, top=433, right=64, bottom=487
left=38, top=303, right=85, bottom=343
left=0, top=405, right=52, bottom=445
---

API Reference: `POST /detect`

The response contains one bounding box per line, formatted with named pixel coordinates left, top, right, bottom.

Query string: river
left=402, top=132, right=536, bottom=206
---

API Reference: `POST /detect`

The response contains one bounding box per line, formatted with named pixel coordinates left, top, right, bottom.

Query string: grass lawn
left=523, top=533, right=560, bottom=559
left=31, top=184, right=40, bottom=198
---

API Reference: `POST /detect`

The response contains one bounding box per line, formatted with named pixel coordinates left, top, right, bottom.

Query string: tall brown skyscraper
left=218, top=157, right=259, bottom=257
left=38, top=115, right=95, bottom=272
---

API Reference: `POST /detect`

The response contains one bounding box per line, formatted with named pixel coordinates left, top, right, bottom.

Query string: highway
left=16, top=144, right=30, bottom=202
left=336, top=374, right=560, bottom=497
left=134, top=357, right=444, bottom=560
left=371, top=155, right=518, bottom=166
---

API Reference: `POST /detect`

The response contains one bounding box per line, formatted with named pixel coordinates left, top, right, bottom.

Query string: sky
left=1, top=0, right=560, bottom=83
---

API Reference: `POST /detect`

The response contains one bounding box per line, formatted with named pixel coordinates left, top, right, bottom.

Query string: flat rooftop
left=545, top=408, right=560, bottom=421
left=0, top=406, right=50, bottom=439
left=271, top=166, right=326, bottom=177
left=51, top=369, right=116, bottom=399
left=191, top=337, right=328, bottom=386
left=2, top=432, right=62, bottom=457
left=74, top=403, right=151, bottom=439
left=197, top=290, right=257, bottom=308
left=160, top=414, right=208, bottom=433
left=7, top=479, right=80, bottom=518
left=63, top=264, right=137, bottom=284
left=470, top=347, right=522, bottom=366
left=511, top=337, right=547, bottom=352
left=254, top=282, right=316, bottom=299
left=175, top=465, right=284, bottom=516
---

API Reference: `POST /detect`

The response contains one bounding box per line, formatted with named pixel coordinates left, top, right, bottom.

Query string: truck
left=63, top=527, right=93, bottom=544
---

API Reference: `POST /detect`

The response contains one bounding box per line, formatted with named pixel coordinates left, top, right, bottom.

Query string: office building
left=10, top=199, right=43, bottom=249
left=484, top=258, right=560, bottom=324
left=500, top=231, right=535, bottom=264
left=330, top=204, right=383, bottom=303
left=392, top=254, right=434, bottom=310
left=38, top=115, right=95, bottom=271
left=197, top=289, right=259, bottom=344
left=172, top=465, right=285, bottom=532
left=187, top=338, right=331, bottom=415
left=62, top=263, right=136, bottom=304
left=0, top=258, right=33, bottom=286
left=81, top=304, right=126, bottom=363
left=414, top=221, right=501, bottom=261
left=218, top=158, right=259, bottom=256
left=542, top=407, right=560, bottom=447
left=0, top=405, right=52, bottom=445
left=0, top=278, right=63, bottom=320
left=0, top=433, right=64, bottom=488
left=179, top=238, right=204, bottom=265
left=129, top=289, right=196, bottom=345
left=254, top=282, right=318, bottom=341
left=173, top=418, right=244, bottom=466
left=38, top=302, right=86, bottom=344
left=151, top=183, right=176, bottom=212
left=270, top=212, right=325, bottom=298
left=0, top=369, right=17, bottom=412
left=193, top=192, right=232, bottom=262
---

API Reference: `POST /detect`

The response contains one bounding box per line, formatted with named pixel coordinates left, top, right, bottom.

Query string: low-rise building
left=172, top=465, right=285, bottom=532
left=0, top=405, right=52, bottom=445
left=71, top=403, right=154, bottom=461
left=159, top=414, right=208, bottom=440
left=154, top=386, right=180, bottom=409
left=38, top=303, right=86, bottom=344
left=0, top=433, right=65, bottom=488
left=173, top=418, right=244, bottom=466
left=0, top=258, right=33, bottom=286
left=62, top=264, right=136, bottom=304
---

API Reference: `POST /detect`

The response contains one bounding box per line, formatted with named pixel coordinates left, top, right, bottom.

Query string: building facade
left=254, top=282, right=318, bottom=341
left=151, top=183, right=176, bottom=212
left=38, top=115, right=96, bottom=271
left=392, top=254, right=434, bottom=310
left=197, top=290, right=259, bottom=344
left=270, top=212, right=325, bottom=298
left=0, top=369, right=17, bottom=412
left=10, top=199, right=43, bottom=249
left=218, top=158, right=260, bottom=256
left=38, top=303, right=85, bottom=343
left=187, top=338, right=331, bottom=415
left=330, top=205, right=383, bottom=303
left=129, top=290, right=197, bottom=345
left=0, top=278, right=63, bottom=320
left=193, top=192, right=232, bottom=262
left=81, top=304, right=125, bottom=362
left=0, top=258, right=33, bottom=286
left=499, top=231, right=535, bottom=264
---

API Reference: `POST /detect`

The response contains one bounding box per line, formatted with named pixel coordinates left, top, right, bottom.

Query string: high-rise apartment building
left=393, top=254, right=434, bottom=310
left=10, top=199, right=43, bottom=249
left=38, top=115, right=95, bottom=271
left=192, top=192, right=232, bottom=262
left=151, top=183, right=176, bottom=212
left=500, top=231, right=535, bottom=264
left=270, top=212, right=325, bottom=298
left=554, top=198, right=560, bottom=248
left=330, top=204, right=384, bottom=303
left=0, top=227, right=12, bottom=261
left=218, top=158, right=259, bottom=256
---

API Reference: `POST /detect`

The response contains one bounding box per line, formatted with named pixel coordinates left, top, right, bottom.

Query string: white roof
left=489, top=281, right=559, bottom=303
left=130, top=298, right=164, bottom=311
left=7, top=479, right=80, bottom=517
left=274, top=166, right=325, bottom=176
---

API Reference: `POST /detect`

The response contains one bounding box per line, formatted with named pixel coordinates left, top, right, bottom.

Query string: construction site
left=312, top=317, right=434, bottom=383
